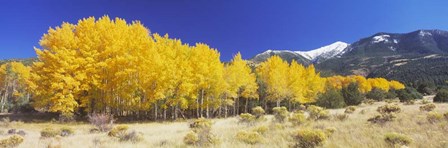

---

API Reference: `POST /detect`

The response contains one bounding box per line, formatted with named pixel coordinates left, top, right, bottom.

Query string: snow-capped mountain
left=296, top=41, right=349, bottom=62
left=250, top=41, right=349, bottom=64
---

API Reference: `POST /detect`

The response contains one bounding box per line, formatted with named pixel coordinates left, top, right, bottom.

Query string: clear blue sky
left=1, top=0, right=448, bottom=61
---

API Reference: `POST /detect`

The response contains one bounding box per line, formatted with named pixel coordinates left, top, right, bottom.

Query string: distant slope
left=250, top=50, right=312, bottom=65
left=250, top=41, right=349, bottom=65
left=318, top=29, right=448, bottom=86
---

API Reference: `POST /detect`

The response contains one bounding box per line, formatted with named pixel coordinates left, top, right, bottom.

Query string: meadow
left=1, top=96, right=447, bottom=148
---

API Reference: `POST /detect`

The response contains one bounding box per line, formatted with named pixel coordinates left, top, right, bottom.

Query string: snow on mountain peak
left=419, top=30, right=432, bottom=37
left=295, top=41, right=349, bottom=61
left=372, top=35, right=391, bottom=43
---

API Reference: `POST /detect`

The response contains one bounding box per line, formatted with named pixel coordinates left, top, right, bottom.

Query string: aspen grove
left=0, top=16, right=406, bottom=120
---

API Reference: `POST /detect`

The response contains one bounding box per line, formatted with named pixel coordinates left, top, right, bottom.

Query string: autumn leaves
left=1, top=16, right=406, bottom=119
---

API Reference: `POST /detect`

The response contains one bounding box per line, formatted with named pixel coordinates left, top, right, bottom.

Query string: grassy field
left=1, top=96, right=448, bottom=148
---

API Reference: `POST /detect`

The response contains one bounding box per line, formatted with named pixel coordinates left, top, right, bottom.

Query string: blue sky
left=1, top=0, right=448, bottom=61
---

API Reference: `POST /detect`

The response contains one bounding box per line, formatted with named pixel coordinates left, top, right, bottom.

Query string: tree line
left=0, top=16, right=406, bottom=120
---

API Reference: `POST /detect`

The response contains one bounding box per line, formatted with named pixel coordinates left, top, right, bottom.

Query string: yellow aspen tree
left=0, top=62, right=32, bottom=112
left=352, top=75, right=372, bottom=93
left=301, top=65, right=326, bottom=103
left=190, top=43, right=226, bottom=118
left=368, top=78, right=390, bottom=91
left=225, top=52, right=258, bottom=114
left=288, top=60, right=305, bottom=103
left=389, top=80, right=405, bottom=90
left=31, top=16, right=154, bottom=115
left=256, top=55, right=289, bottom=107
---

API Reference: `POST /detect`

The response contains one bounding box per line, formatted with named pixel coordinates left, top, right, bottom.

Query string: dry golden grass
left=0, top=97, right=447, bottom=148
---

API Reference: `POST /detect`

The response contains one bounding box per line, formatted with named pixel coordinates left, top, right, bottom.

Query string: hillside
left=249, top=29, right=448, bottom=86
left=318, top=29, right=448, bottom=86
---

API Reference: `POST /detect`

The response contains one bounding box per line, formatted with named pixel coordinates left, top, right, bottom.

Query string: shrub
left=0, top=135, right=24, bottom=148
left=271, top=123, right=286, bottom=130
left=0, top=118, right=12, bottom=127
left=385, top=90, right=397, bottom=99
left=236, top=130, right=263, bottom=144
left=16, top=130, right=26, bottom=136
left=362, top=99, right=375, bottom=105
left=272, top=107, right=289, bottom=123
left=41, top=128, right=60, bottom=138
left=368, top=113, right=397, bottom=124
left=59, top=112, right=75, bottom=123
left=397, top=87, right=423, bottom=102
left=7, top=129, right=16, bottom=135
left=384, top=132, right=412, bottom=146
left=251, top=106, right=265, bottom=119
left=238, top=113, right=256, bottom=125
left=308, top=105, right=330, bottom=120
left=189, top=118, right=212, bottom=131
left=293, top=129, right=327, bottom=148
left=344, top=106, right=356, bottom=114
left=366, top=88, right=387, bottom=101
left=385, top=99, right=395, bottom=104
left=289, top=112, right=306, bottom=126
left=434, top=89, right=448, bottom=102
left=252, top=126, right=268, bottom=135
left=60, top=127, right=74, bottom=137
left=184, top=131, right=199, bottom=145
left=325, top=127, right=336, bottom=136
left=341, top=83, right=365, bottom=106
left=421, top=99, right=431, bottom=104
left=316, top=88, right=346, bottom=109
left=108, top=125, right=129, bottom=138
left=298, top=105, right=306, bottom=111
left=360, top=109, right=367, bottom=114
left=185, top=118, right=218, bottom=146
left=427, top=111, right=443, bottom=123
left=88, top=113, right=114, bottom=132
left=419, top=103, right=436, bottom=112
left=108, top=125, right=143, bottom=143
left=333, top=113, right=349, bottom=121
left=403, top=100, right=415, bottom=105
left=120, top=131, right=144, bottom=143
left=377, top=104, right=401, bottom=114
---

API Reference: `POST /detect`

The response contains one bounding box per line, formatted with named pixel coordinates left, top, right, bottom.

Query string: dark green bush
left=385, top=90, right=397, bottom=99
left=366, top=88, right=387, bottom=101
left=341, top=83, right=365, bottom=105
left=396, top=87, right=423, bottom=102
left=434, top=89, right=448, bottom=102
left=316, top=88, right=346, bottom=109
